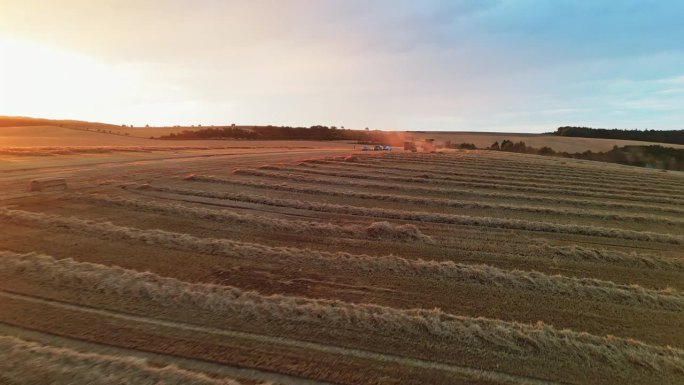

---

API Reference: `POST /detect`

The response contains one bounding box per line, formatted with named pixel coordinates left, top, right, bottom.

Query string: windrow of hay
left=0, top=334, right=243, bottom=385
left=537, top=244, right=684, bottom=272
left=311, top=158, right=684, bottom=194
left=2, top=251, right=684, bottom=376
left=373, top=152, right=681, bottom=181
left=248, top=165, right=684, bottom=215
left=381, top=155, right=684, bottom=193
left=312, top=154, right=563, bottom=176
left=81, top=193, right=433, bottom=243
left=221, top=171, right=684, bottom=224
left=3, top=209, right=682, bottom=311
left=124, top=184, right=684, bottom=244
left=325, top=151, right=684, bottom=188
left=275, top=164, right=684, bottom=206
left=379, top=151, right=684, bottom=176
left=272, top=164, right=684, bottom=214
left=348, top=155, right=684, bottom=191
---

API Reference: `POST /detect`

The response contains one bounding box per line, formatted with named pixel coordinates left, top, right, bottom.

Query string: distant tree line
left=157, top=125, right=390, bottom=142
left=0, top=116, right=119, bottom=130
left=445, top=142, right=477, bottom=150
left=486, top=140, right=684, bottom=171
left=553, top=126, right=684, bottom=145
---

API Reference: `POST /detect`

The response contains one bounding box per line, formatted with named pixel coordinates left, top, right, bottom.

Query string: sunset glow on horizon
left=1, top=1, right=683, bottom=132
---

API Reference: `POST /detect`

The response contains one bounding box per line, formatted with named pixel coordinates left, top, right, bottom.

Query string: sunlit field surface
left=1, top=144, right=684, bottom=385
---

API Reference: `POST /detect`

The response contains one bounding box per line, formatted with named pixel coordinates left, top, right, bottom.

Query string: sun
left=0, top=38, right=138, bottom=120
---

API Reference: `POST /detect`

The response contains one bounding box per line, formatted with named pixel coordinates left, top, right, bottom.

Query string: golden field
left=1, top=127, right=683, bottom=385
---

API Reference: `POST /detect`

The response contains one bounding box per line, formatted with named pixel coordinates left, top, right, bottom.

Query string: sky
left=0, top=0, right=682, bottom=132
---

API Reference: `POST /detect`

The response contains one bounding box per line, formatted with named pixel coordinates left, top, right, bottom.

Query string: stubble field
left=1, top=146, right=683, bottom=385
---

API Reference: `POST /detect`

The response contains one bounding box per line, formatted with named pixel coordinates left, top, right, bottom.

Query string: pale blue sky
left=1, top=0, right=682, bottom=131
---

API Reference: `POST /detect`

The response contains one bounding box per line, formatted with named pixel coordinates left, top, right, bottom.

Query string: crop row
left=79, top=196, right=684, bottom=272
left=369, top=153, right=683, bottom=188
left=270, top=165, right=684, bottom=214
left=0, top=334, right=242, bottom=385
left=314, top=158, right=684, bottom=193
left=137, top=184, right=684, bottom=244
left=223, top=170, right=684, bottom=225
left=358, top=155, right=684, bottom=190
left=82, top=194, right=433, bottom=243
left=263, top=164, right=684, bottom=206
left=1, top=251, right=683, bottom=378
left=286, top=163, right=684, bottom=205
left=4, top=208, right=682, bottom=311
left=243, top=166, right=683, bottom=215
left=537, top=244, right=684, bottom=271
left=373, top=153, right=684, bottom=184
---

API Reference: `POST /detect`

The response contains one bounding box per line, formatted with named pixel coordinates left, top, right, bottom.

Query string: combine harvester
left=404, top=138, right=438, bottom=152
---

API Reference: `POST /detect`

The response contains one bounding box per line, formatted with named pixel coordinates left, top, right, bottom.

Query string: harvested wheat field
left=1, top=147, right=684, bottom=385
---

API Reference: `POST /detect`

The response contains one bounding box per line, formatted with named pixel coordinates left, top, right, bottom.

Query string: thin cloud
left=0, top=1, right=682, bottom=131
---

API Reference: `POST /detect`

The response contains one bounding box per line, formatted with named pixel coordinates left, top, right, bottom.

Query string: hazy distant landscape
left=3, top=117, right=683, bottom=171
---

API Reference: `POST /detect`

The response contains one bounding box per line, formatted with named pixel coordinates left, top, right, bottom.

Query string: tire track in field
left=0, top=290, right=561, bottom=385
